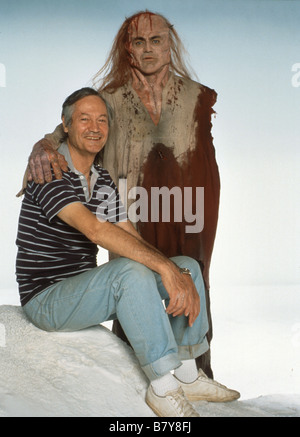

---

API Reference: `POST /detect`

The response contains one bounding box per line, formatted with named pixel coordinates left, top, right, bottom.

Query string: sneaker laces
left=166, top=387, right=198, bottom=417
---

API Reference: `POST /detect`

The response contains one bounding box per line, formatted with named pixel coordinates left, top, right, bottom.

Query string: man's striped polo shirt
left=16, top=143, right=127, bottom=306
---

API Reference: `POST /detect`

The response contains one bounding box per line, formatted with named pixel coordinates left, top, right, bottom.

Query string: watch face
left=180, top=268, right=191, bottom=276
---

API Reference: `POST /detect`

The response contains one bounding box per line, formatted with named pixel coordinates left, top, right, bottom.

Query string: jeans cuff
left=178, top=336, right=209, bottom=361
left=141, top=352, right=182, bottom=381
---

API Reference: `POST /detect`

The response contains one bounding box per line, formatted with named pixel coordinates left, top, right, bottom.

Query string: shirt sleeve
left=28, top=174, right=81, bottom=222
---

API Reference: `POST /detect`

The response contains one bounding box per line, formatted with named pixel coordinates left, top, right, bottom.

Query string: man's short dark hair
left=61, top=87, right=113, bottom=127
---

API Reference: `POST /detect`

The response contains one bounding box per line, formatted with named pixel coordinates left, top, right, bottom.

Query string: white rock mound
left=1, top=305, right=299, bottom=417
left=0, top=305, right=152, bottom=417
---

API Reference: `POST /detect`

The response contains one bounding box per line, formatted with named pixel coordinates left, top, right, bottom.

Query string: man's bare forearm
left=98, top=220, right=200, bottom=324
left=92, top=218, right=174, bottom=277
left=58, top=203, right=200, bottom=325
left=116, top=220, right=166, bottom=259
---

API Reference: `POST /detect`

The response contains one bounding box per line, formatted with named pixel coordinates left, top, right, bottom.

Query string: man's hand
left=116, top=221, right=201, bottom=327
left=28, top=139, right=68, bottom=184
left=57, top=204, right=201, bottom=327
left=161, top=266, right=200, bottom=327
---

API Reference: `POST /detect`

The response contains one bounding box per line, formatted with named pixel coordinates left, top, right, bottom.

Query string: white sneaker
left=146, top=385, right=200, bottom=417
left=176, top=369, right=240, bottom=402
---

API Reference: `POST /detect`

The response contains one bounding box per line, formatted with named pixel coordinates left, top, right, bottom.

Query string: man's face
left=127, top=14, right=171, bottom=76
left=63, top=96, right=109, bottom=157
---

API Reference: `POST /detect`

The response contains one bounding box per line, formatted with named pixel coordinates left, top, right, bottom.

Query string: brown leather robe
left=101, top=74, right=220, bottom=377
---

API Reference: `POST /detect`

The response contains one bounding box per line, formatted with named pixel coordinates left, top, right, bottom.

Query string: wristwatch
left=179, top=267, right=192, bottom=276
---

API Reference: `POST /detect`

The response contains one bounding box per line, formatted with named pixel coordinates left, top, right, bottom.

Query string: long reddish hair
left=93, top=11, right=195, bottom=93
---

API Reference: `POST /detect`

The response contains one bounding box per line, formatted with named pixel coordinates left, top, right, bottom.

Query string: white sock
left=151, top=372, right=179, bottom=397
left=174, top=359, right=198, bottom=384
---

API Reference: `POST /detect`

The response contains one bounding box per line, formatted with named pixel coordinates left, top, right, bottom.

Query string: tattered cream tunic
left=101, top=74, right=220, bottom=289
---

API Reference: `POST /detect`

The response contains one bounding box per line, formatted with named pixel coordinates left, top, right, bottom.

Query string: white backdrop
left=0, top=0, right=299, bottom=292
left=1, top=0, right=300, bottom=410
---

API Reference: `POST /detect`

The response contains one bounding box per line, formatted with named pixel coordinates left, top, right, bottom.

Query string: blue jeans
left=24, top=256, right=209, bottom=381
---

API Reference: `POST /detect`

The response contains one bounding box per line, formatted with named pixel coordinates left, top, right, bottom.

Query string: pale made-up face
left=127, top=14, right=171, bottom=76
left=63, top=95, right=109, bottom=159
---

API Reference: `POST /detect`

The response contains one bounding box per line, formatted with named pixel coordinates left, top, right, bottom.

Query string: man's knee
left=113, top=258, right=156, bottom=292
left=124, top=258, right=154, bottom=278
